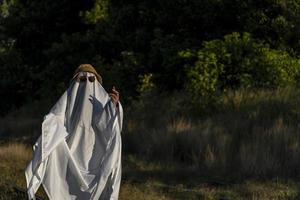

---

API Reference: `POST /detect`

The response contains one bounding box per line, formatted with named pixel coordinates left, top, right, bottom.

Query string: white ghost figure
left=25, top=70, right=123, bottom=200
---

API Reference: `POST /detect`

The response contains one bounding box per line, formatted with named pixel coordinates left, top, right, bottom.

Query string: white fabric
left=25, top=72, right=123, bottom=200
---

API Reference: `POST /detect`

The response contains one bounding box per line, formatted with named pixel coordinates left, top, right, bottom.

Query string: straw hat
left=72, top=64, right=102, bottom=84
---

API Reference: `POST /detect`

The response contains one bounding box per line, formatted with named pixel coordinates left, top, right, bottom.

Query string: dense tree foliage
left=1, top=0, right=300, bottom=115
left=182, top=32, right=300, bottom=101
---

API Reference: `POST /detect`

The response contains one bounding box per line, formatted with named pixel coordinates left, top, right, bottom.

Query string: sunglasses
left=76, top=76, right=96, bottom=83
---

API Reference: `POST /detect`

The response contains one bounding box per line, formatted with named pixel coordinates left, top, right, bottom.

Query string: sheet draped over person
left=25, top=64, right=123, bottom=200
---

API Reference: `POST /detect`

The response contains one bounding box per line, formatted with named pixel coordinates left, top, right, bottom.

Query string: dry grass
left=0, top=143, right=31, bottom=161
left=0, top=143, right=300, bottom=199
left=123, top=87, right=300, bottom=178
left=1, top=87, right=300, bottom=199
left=0, top=143, right=33, bottom=200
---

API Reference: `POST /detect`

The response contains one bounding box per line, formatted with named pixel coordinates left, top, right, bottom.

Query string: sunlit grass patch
left=0, top=143, right=34, bottom=199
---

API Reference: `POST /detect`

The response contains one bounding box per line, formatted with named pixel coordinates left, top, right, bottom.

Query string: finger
left=109, top=93, right=117, bottom=97
left=112, top=85, right=118, bottom=91
left=112, top=88, right=119, bottom=95
left=112, top=90, right=119, bottom=97
left=109, top=93, right=119, bottom=101
left=111, top=88, right=118, bottom=92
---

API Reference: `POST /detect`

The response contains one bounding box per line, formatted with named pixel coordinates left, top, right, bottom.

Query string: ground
left=0, top=143, right=299, bottom=200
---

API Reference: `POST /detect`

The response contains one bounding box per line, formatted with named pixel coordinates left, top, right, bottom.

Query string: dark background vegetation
left=1, top=1, right=300, bottom=196
left=2, top=0, right=300, bottom=115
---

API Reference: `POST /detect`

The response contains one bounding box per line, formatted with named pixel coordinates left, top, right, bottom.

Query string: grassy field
left=1, top=88, right=300, bottom=199
left=0, top=143, right=300, bottom=200
left=123, top=88, right=300, bottom=178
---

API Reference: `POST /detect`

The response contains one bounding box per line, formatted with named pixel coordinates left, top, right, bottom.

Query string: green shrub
left=181, top=32, right=300, bottom=102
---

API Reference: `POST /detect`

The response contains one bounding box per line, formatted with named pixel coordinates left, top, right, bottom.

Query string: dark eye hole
left=76, top=76, right=87, bottom=82
left=88, top=76, right=95, bottom=82
left=79, top=76, right=87, bottom=82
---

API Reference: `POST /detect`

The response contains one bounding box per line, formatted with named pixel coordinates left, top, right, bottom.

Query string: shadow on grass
left=121, top=155, right=236, bottom=200
left=121, top=155, right=300, bottom=200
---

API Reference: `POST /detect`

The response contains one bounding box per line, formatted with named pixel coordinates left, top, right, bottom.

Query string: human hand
left=109, top=86, right=120, bottom=107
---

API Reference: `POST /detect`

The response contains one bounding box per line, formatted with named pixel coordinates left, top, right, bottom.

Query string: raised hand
left=109, top=86, right=120, bottom=107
